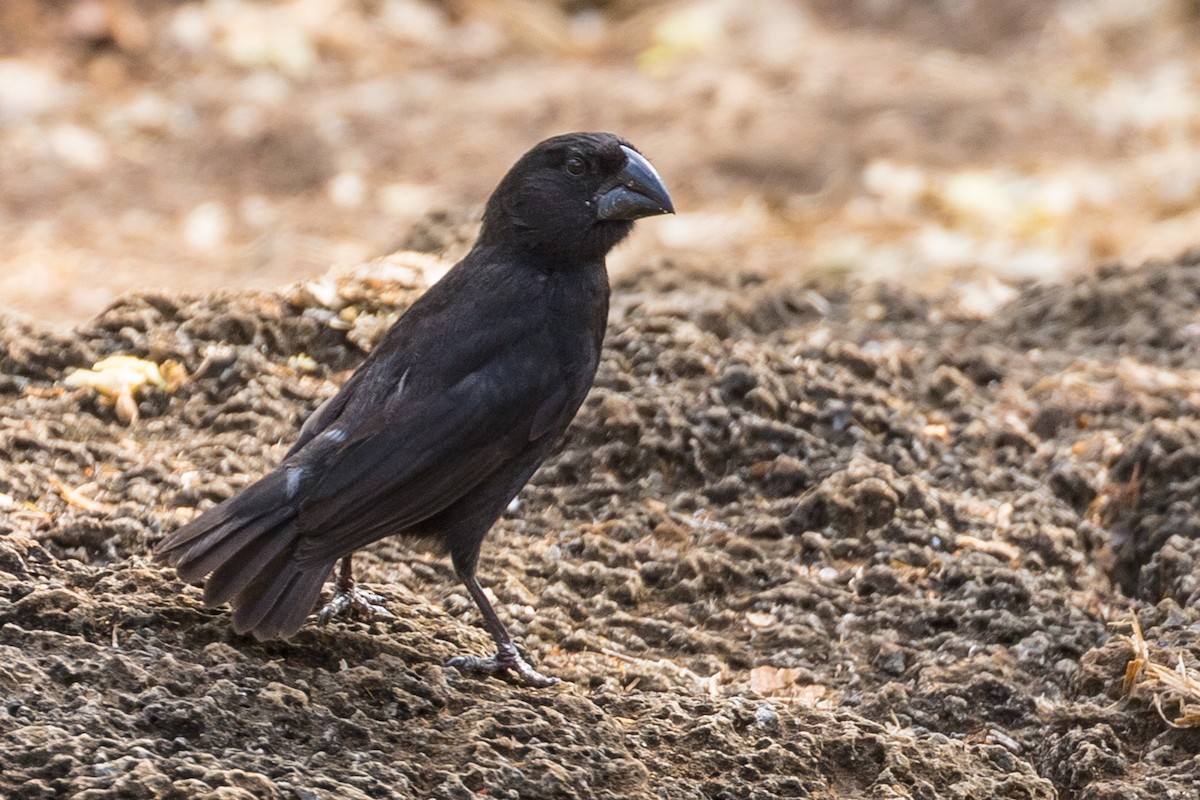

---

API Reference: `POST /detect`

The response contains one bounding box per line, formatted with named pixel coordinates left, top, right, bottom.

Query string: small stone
left=50, top=124, right=110, bottom=172
left=759, top=454, right=812, bottom=498
left=328, top=172, right=367, bottom=208
left=183, top=202, right=231, bottom=252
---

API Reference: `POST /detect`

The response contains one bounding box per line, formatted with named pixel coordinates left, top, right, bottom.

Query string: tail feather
left=230, top=547, right=319, bottom=634
left=244, top=567, right=331, bottom=640
left=157, top=472, right=287, bottom=557
left=155, top=470, right=334, bottom=640
left=175, top=504, right=293, bottom=585
left=273, top=570, right=330, bottom=636
left=203, top=508, right=297, bottom=606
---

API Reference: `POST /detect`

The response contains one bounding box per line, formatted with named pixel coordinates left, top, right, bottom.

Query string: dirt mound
left=4, top=254, right=1200, bottom=798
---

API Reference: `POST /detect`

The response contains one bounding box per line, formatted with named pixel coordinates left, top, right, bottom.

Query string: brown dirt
left=4, top=247, right=1200, bottom=798
left=7, top=0, right=1200, bottom=323
left=6, top=1, right=1200, bottom=797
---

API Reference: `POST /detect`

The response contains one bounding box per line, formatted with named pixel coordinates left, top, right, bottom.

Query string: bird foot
left=447, top=644, right=559, bottom=688
left=316, top=585, right=394, bottom=626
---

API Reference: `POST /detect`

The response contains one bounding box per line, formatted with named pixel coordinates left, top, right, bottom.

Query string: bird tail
left=154, top=470, right=333, bottom=640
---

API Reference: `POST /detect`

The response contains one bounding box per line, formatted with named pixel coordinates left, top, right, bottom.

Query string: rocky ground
left=4, top=249, right=1200, bottom=798
left=6, top=1, right=1200, bottom=797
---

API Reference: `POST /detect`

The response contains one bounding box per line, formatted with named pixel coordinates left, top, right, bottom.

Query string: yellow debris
left=62, top=354, right=185, bottom=425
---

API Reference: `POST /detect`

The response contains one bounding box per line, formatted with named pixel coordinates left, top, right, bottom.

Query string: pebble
left=183, top=202, right=231, bottom=252
left=328, top=172, right=367, bottom=208
left=49, top=124, right=110, bottom=172
left=0, top=61, right=72, bottom=120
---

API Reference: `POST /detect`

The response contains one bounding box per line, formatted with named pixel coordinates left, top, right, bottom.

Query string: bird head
left=479, top=132, right=674, bottom=265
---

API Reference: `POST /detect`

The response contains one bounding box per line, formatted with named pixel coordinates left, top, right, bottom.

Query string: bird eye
left=565, top=156, right=586, bottom=177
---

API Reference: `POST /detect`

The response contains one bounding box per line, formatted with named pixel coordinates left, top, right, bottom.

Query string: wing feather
left=289, top=346, right=556, bottom=566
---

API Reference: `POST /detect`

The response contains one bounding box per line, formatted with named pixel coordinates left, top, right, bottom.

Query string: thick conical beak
left=597, top=145, right=675, bottom=221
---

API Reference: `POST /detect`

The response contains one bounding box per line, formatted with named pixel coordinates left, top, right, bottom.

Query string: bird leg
left=446, top=569, right=558, bottom=688
left=316, top=555, right=394, bottom=626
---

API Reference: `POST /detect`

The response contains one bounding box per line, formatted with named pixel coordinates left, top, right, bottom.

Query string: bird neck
left=468, top=234, right=608, bottom=276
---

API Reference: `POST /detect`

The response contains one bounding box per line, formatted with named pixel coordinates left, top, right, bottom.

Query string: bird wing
left=284, top=366, right=367, bottom=458
left=287, top=334, right=566, bottom=567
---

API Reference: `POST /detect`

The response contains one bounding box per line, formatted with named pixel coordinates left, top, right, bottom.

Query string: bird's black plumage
left=155, top=132, right=673, bottom=685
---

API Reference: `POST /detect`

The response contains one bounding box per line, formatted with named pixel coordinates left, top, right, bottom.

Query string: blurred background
left=3, top=0, right=1200, bottom=324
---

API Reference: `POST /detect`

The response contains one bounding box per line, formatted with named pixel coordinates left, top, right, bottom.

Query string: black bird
left=155, top=132, right=673, bottom=686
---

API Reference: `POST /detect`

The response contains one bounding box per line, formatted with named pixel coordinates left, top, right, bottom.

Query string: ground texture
left=4, top=251, right=1200, bottom=798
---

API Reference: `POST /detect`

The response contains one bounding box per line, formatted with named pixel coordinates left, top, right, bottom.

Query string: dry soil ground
left=4, top=250, right=1200, bottom=798
left=6, top=1, right=1200, bottom=798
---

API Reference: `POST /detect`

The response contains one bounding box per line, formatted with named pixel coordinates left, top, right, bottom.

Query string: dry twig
left=1123, top=613, right=1200, bottom=728
left=47, top=474, right=117, bottom=514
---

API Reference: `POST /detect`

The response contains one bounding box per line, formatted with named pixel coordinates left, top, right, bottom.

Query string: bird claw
left=316, top=585, right=394, bottom=626
left=447, top=644, right=559, bottom=688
